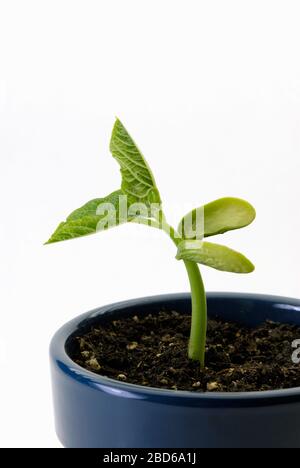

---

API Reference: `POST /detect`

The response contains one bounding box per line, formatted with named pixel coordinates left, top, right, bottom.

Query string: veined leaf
left=66, top=191, right=122, bottom=221
left=46, top=190, right=128, bottom=244
left=110, top=118, right=161, bottom=205
left=176, top=240, right=254, bottom=273
left=178, top=197, right=256, bottom=239
left=45, top=189, right=161, bottom=244
left=46, top=120, right=166, bottom=245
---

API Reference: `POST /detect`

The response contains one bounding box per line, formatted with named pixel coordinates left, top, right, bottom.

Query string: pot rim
left=50, top=292, right=300, bottom=407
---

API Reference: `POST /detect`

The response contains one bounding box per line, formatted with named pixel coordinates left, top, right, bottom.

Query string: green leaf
left=46, top=120, right=166, bottom=245
left=110, top=118, right=161, bottom=205
left=176, top=240, right=255, bottom=273
left=46, top=190, right=128, bottom=244
left=178, top=197, right=256, bottom=239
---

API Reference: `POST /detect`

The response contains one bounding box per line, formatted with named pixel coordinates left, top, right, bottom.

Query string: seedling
left=47, top=119, right=255, bottom=367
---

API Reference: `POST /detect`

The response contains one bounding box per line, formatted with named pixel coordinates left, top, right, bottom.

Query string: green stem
left=162, top=221, right=207, bottom=368
left=184, top=260, right=207, bottom=367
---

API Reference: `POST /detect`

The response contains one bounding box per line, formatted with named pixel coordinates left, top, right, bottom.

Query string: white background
left=0, top=0, right=300, bottom=448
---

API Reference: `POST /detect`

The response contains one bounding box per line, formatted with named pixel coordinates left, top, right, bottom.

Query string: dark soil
left=69, top=311, right=300, bottom=392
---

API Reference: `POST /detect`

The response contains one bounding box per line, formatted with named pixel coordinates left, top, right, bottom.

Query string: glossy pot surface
left=50, top=293, right=300, bottom=448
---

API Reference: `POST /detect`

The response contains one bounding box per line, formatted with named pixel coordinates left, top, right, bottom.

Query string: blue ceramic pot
left=50, top=293, right=300, bottom=448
